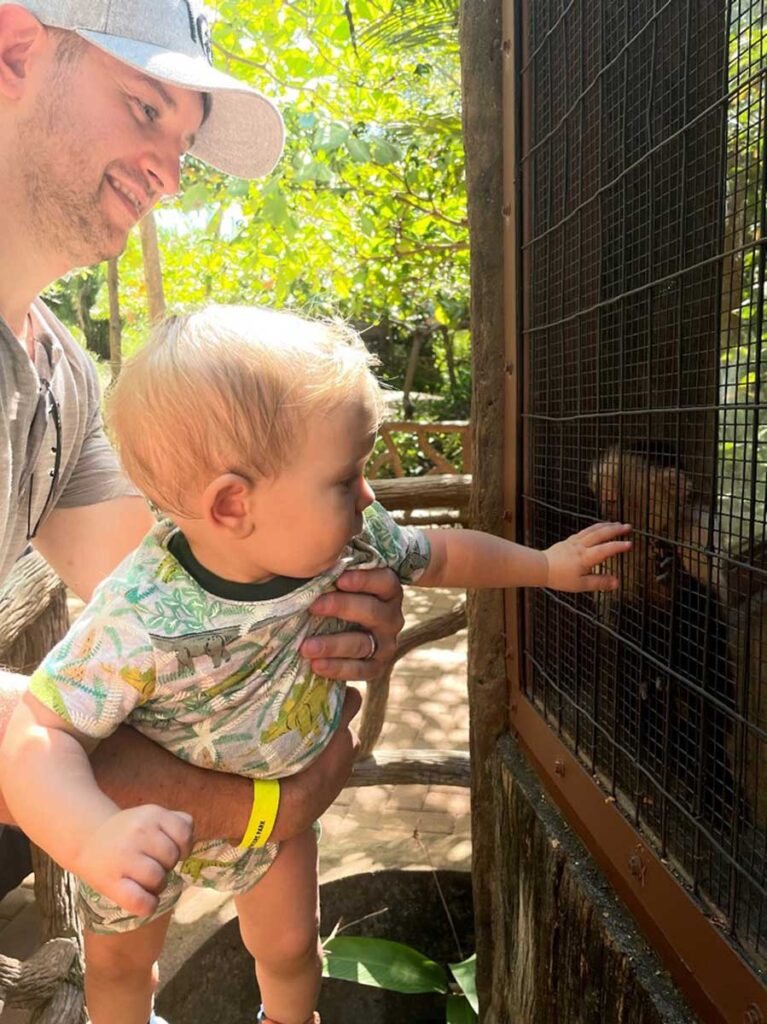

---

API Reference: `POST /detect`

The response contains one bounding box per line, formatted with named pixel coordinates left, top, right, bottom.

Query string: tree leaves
left=58, top=0, right=469, bottom=411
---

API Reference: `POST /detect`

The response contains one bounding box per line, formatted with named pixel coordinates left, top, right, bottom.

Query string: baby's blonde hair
left=106, top=305, right=382, bottom=517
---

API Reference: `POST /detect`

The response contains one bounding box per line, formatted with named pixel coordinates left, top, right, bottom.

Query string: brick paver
left=0, top=586, right=471, bottom=1015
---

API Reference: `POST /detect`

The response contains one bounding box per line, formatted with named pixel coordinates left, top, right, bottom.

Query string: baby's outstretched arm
left=417, top=521, right=632, bottom=592
left=0, top=693, right=192, bottom=917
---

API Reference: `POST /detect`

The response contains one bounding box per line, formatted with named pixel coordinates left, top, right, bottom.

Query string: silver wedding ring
left=362, top=630, right=379, bottom=661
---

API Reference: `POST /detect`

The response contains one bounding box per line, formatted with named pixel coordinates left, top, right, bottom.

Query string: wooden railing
left=0, top=425, right=473, bottom=1020
left=368, top=420, right=471, bottom=479
left=349, top=469, right=471, bottom=786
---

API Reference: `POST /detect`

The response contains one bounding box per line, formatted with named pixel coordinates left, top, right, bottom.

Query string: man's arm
left=0, top=669, right=361, bottom=842
left=32, top=496, right=154, bottom=601
left=90, top=687, right=362, bottom=842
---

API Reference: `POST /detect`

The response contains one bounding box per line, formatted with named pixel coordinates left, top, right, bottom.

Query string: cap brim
left=78, top=31, right=285, bottom=179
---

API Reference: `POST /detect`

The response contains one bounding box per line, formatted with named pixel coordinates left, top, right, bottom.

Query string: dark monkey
left=590, top=442, right=736, bottom=836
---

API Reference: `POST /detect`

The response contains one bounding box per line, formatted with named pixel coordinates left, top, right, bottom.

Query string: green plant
left=322, top=935, right=477, bottom=1022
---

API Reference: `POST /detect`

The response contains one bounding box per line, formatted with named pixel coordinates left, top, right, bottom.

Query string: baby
left=0, top=306, right=631, bottom=1024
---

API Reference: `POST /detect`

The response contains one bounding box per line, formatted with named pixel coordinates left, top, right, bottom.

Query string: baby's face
left=241, top=397, right=379, bottom=579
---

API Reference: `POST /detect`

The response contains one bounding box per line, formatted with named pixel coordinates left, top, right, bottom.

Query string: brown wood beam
left=460, top=0, right=508, bottom=1016
left=350, top=750, right=470, bottom=788
left=371, top=474, right=472, bottom=512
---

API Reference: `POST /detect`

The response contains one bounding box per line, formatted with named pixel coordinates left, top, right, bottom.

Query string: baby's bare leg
left=84, top=911, right=172, bottom=1024
left=236, top=828, right=321, bottom=1024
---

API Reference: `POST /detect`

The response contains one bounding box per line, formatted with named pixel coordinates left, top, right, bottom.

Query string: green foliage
left=719, top=3, right=767, bottom=547
left=322, top=936, right=448, bottom=994
left=356, top=0, right=459, bottom=54
left=48, top=0, right=470, bottom=414
left=321, top=935, right=478, bottom=1021
left=446, top=994, right=478, bottom=1024
left=448, top=953, right=478, bottom=1013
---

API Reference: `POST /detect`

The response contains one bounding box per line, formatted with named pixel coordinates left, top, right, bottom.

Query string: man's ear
left=202, top=473, right=255, bottom=538
left=0, top=6, right=46, bottom=101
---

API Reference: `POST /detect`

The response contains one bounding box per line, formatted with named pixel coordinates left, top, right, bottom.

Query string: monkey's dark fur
left=592, top=442, right=736, bottom=836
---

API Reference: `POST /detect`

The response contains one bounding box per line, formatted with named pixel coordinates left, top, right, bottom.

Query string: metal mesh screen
left=520, top=0, right=767, bottom=965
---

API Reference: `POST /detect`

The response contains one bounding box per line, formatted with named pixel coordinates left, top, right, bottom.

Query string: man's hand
left=74, top=805, right=193, bottom=918
left=302, top=567, right=404, bottom=679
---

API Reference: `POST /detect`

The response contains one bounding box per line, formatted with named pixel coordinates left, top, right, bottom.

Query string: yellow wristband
left=239, top=779, right=281, bottom=849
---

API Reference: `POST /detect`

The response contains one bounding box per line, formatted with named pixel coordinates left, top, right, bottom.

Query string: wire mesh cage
left=519, top=0, right=767, bottom=967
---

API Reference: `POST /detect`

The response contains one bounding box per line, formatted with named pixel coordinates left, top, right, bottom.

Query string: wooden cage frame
left=460, top=0, right=767, bottom=1020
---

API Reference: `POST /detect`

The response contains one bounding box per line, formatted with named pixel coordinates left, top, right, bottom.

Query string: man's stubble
left=15, top=60, right=127, bottom=272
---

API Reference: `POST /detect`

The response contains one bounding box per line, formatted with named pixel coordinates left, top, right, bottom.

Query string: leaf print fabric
left=29, top=500, right=430, bottom=772
left=28, top=500, right=431, bottom=934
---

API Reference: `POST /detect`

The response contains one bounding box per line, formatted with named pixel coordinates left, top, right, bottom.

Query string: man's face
left=13, top=39, right=205, bottom=268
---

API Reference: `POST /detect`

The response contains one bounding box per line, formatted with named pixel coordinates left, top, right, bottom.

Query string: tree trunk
left=75, top=273, right=109, bottom=362
left=402, top=330, right=424, bottom=418
left=441, top=325, right=459, bottom=397
left=107, top=257, right=122, bottom=383
left=139, top=211, right=166, bottom=324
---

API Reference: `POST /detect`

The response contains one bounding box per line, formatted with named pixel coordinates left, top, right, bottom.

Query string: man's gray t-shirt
left=0, top=300, right=137, bottom=584
left=0, top=299, right=137, bottom=898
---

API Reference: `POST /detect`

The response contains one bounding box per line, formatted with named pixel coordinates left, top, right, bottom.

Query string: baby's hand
left=544, top=522, right=632, bottom=592
left=74, top=805, right=194, bottom=917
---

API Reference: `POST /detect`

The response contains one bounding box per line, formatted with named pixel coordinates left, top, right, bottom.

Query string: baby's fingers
left=158, top=810, right=194, bottom=862
left=109, top=876, right=160, bottom=919
left=580, top=573, right=621, bottom=592
left=585, top=538, right=632, bottom=567
left=580, top=522, right=632, bottom=545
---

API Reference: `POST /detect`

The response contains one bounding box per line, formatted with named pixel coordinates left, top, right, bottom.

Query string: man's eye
left=135, top=98, right=159, bottom=123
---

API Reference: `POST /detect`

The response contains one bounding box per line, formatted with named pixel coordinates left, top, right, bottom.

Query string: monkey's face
left=590, top=447, right=686, bottom=536
left=589, top=452, right=621, bottom=521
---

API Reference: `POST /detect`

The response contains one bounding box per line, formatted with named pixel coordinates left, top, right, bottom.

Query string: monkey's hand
left=544, top=522, right=632, bottom=592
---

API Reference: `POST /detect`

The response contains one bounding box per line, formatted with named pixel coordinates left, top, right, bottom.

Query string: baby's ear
left=203, top=473, right=254, bottom=538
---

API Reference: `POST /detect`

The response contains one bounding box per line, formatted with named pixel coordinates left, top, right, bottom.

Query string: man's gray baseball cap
left=6, top=0, right=284, bottom=179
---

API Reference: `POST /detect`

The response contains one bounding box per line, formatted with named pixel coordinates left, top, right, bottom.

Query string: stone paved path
left=0, top=586, right=471, bottom=1018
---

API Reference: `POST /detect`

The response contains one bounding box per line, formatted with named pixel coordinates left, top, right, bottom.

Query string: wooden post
left=459, top=0, right=507, bottom=1016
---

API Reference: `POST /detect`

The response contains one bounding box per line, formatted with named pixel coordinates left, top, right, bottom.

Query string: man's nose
left=141, top=146, right=182, bottom=201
